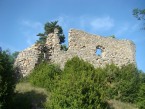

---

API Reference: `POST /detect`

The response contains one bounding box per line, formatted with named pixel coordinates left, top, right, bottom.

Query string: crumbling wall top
left=14, top=29, right=136, bottom=77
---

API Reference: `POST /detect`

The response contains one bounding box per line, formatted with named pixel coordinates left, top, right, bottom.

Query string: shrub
left=136, top=72, right=145, bottom=109
left=136, top=83, right=145, bottom=109
left=116, top=64, right=139, bottom=102
left=92, top=64, right=119, bottom=100
left=0, top=50, right=16, bottom=109
left=28, top=62, right=62, bottom=91
left=45, top=57, right=110, bottom=109
left=102, top=64, right=140, bottom=103
left=28, top=56, right=144, bottom=109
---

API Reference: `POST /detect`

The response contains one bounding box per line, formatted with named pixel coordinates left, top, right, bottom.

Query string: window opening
left=96, top=48, right=102, bottom=56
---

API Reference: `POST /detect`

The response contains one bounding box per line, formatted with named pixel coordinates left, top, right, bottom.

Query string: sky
left=0, top=0, right=145, bottom=71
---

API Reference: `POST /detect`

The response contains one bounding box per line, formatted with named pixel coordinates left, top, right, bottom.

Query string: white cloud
left=52, top=15, right=114, bottom=34
left=19, top=16, right=114, bottom=46
left=90, top=16, right=114, bottom=31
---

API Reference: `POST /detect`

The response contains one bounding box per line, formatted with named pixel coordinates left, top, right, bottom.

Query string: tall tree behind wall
left=37, top=21, right=65, bottom=44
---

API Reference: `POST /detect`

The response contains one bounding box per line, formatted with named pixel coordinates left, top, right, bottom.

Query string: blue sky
left=0, top=0, right=145, bottom=71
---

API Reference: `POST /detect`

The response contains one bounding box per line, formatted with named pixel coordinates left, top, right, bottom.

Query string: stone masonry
left=14, top=45, right=41, bottom=77
left=14, top=29, right=136, bottom=77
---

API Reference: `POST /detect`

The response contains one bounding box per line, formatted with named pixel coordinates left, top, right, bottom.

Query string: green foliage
left=27, top=56, right=145, bottom=109
left=36, top=21, right=66, bottom=62
left=95, top=64, right=120, bottom=99
left=28, top=62, right=62, bottom=91
left=11, top=51, right=19, bottom=59
left=44, top=21, right=63, bottom=35
left=116, top=65, right=139, bottom=102
left=135, top=72, right=145, bottom=109
left=133, top=8, right=145, bottom=30
left=9, top=51, right=19, bottom=64
left=136, top=83, right=145, bottom=109
left=10, top=82, right=48, bottom=109
left=61, top=44, right=68, bottom=51
left=36, top=35, right=47, bottom=45
left=133, top=8, right=145, bottom=20
left=45, top=57, right=110, bottom=109
left=109, top=35, right=116, bottom=38
left=0, top=49, right=16, bottom=109
left=37, top=21, right=65, bottom=44
left=98, top=64, right=139, bottom=103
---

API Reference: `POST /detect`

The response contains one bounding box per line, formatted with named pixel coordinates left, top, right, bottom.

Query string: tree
left=60, top=44, right=68, bottom=51
left=133, top=8, right=145, bottom=30
left=37, top=21, right=65, bottom=44
left=36, top=21, right=67, bottom=61
left=45, top=57, right=110, bottom=109
left=8, top=51, right=19, bottom=64
left=136, top=72, right=145, bottom=109
left=11, top=51, right=19, bottom=60
left=0, top=47, right=2, bottom=52
left=0, top=49, right=16, bottom=109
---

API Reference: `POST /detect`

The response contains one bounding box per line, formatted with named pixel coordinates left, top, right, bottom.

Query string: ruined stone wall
left=14, top=29, right=136, bottom=76
left=49, top=29, right=136, bottom=68
left=14, top=44, right=41, bottom=77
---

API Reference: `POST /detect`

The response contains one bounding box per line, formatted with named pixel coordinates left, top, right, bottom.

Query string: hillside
left=13, top=82, right=138, bottom=109
left=12, top=57, right=145, bottom=109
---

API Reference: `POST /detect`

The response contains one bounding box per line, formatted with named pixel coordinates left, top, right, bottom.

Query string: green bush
left=28, top=56, right=144, bottom=109
left=45, top=57, right=110, bottom=109
left=136, top=83, right=145, bottom=109
left=28, top=62, right=62, bottom=91
left=116, top=64, right=139, bottom=103
left=89, top=63, right=141, bottom=108
left=101, top=64, right=140, bottom=103
left=0, top=50, right=16, bottom=109
left=95, top=64, right=120, bottom=99
left=136, top=72, right=145, bottom=109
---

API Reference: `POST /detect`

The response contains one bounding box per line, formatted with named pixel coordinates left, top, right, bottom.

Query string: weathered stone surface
left=14, top=44, right=41, bottom=77
left=14, top=29, right=136, bottom=77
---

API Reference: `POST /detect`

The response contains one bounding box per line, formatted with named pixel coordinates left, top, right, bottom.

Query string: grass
left=15, top=82, right=48, bottom=94
left=108, top=100, right=138, bottom=109
left=13, top=82, right=138, bottom=109
left=12, top=82, right=48, bottom=109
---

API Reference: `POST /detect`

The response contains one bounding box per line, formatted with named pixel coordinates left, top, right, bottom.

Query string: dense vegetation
left=29, top=62, right=62, bottom=91
left=0, top=46, right=145, bottom=109
left=0, top=49, right=16, bottom=109
left=28, top=57, right=145, bottom=109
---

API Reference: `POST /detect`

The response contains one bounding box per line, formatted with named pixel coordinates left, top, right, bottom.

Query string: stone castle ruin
left=14, top=29, right=136, bottom=77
